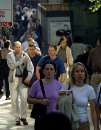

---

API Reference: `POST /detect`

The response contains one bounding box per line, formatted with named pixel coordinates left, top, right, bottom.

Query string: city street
left=0, top=95, right=101, bottom=130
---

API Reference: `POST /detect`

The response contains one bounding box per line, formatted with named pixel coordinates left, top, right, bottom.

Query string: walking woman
left=27, top=60, right=64, bottom=120
left=70, top=62, right=99, bottom=130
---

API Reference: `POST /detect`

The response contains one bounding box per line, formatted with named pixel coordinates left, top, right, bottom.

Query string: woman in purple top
left=28, top=60, right=64, bottom=113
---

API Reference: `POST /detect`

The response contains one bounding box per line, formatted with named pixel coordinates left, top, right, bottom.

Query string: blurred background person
left=88, top=37, right=101, bottom=91
left=0, top=40, right=13, bottom=100
left=36, top=45, right=66, bottom=83
left=57, top=36, right=73, bottom=84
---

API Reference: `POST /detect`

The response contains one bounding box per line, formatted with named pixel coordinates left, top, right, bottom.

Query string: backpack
left=58, top=84, right=79, bottom=130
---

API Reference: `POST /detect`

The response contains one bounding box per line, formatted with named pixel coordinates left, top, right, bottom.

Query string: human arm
left=89, top=99, right=100, bottom=130
left=36, top=65, right=41, bottom=80
left=27, top=96, right=49, bottom=105
left=88, top=85, right=100, bottom=130
left=23, top=54, right=34, bottom=84
left=59, top=73, right=66, bottom=83
left=27, top=81, right=49, bottom=105
left=66, top=46, right=73, bottom=69
left=35, top=56, right=48, bottom=80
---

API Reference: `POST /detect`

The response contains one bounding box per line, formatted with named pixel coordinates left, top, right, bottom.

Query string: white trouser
left=9, top=77, right=28, bottom=121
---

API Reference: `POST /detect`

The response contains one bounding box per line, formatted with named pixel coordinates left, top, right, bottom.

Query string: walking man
left=7, top=41, right=34, bottom=125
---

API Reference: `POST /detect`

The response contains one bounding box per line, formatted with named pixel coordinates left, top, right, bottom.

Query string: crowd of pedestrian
left=0, top=1, right=101, bottom=130
left=0, top=33, right=100, bottom=130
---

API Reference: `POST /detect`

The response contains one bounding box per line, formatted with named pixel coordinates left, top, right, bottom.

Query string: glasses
left=44, top=67, right=54, bottom=71
left=29, top=44, right=35, bottom=47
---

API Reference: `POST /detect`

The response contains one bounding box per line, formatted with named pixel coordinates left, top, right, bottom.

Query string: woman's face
left=60, top=40, right=67, bottom=48
left=43, top=64, right=55, bottom=79
left=60, top=37, right=67, bottom=48
left=73, top=64, right=86, bottom=85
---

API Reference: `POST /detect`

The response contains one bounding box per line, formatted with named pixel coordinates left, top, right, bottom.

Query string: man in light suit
left=7, top=41, right=34, bottom=125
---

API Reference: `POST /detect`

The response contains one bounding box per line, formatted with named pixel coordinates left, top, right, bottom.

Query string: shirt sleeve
left=28, top=81, right=38, bottom=97
left=88, top=85, right=96, bottom=100
left=57, top=80, right=66, bottom=90
left=37, top=55, right=49, bottom=68
left=57, top=58, right=66, bottom=74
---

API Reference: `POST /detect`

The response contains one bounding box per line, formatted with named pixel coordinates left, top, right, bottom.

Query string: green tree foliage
left=89, top=0, right=101, bottom=12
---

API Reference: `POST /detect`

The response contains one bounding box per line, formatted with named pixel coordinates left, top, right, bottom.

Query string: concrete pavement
left=0, top=95, right=35, bottom=130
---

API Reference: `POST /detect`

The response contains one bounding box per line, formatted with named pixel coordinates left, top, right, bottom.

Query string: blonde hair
left=71, top=62, right=88, bottom=84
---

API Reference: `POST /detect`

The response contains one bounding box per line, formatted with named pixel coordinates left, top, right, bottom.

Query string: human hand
left=41, top=98, right=49, bottom=105
left=24, top=78, right=30, bottom=85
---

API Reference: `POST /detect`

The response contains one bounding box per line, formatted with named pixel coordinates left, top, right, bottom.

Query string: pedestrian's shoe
left=16, top=120, right=20, bottom=126
left=6, top=97, right=10, bottom=100
left=0, top=91, right=3, bottom=98
left=20, top=118, right=28, bottom=125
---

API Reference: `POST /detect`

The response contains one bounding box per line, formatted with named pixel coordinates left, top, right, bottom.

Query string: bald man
left=7, top=41, right=34, bottom=125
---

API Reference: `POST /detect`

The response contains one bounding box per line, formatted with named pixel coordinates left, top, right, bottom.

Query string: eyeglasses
left=29, top=44, right=35, bottom=47
left=44, top=67, right=54, bottom=71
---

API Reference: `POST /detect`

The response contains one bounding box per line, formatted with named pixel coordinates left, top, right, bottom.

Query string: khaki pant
left=78, top=121, right=90, bottom=130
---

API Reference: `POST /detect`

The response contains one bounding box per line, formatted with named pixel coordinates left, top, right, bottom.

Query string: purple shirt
left=29, top=80, right=64, bottom=112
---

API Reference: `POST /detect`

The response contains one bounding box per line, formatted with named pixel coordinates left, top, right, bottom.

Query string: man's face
left=48, top=46, right=56, bottom=57
left=14, top=42, right=21, bottom=54
left=28, top=46, right=36, bottom=57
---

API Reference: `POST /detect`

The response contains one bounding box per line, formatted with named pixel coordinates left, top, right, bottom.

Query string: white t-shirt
left=71, top=84, right=96, bottom=122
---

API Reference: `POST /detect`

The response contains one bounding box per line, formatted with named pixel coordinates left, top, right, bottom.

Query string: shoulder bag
left=30, top=80, right=47, bottom=119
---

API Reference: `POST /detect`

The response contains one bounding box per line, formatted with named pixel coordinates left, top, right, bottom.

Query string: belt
left=15, top=74, right=22, bottom=78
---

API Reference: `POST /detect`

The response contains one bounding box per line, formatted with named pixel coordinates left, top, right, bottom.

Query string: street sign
left=0, top=0, right=13, bottom=27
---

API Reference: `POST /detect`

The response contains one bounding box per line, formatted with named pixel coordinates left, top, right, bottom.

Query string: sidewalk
left=0, top=95, right=35, bottom=130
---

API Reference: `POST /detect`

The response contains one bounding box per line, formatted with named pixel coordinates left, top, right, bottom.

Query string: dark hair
left=58, top=36, right=68, bottom=46
left=48, top=44, right=57, bottom=51
left=41, top=60, right=56, bottom=72
left=71, top=62, right=88, bottom=84
left=35, top=112, right=72, bottom=130
left=4, top=40, right=11, bottom=48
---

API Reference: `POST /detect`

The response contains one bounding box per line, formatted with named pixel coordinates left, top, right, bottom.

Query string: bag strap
left=40, top=80, right=46, bottom=98
left=97, top=86, right=101, bottom=103
left=68, top=83, right=71, bottom=90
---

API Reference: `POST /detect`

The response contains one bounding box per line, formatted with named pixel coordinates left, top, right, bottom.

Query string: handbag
left=22, top=67, right=31, bottom=87
left=30, top=80, right=47, bottom=119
